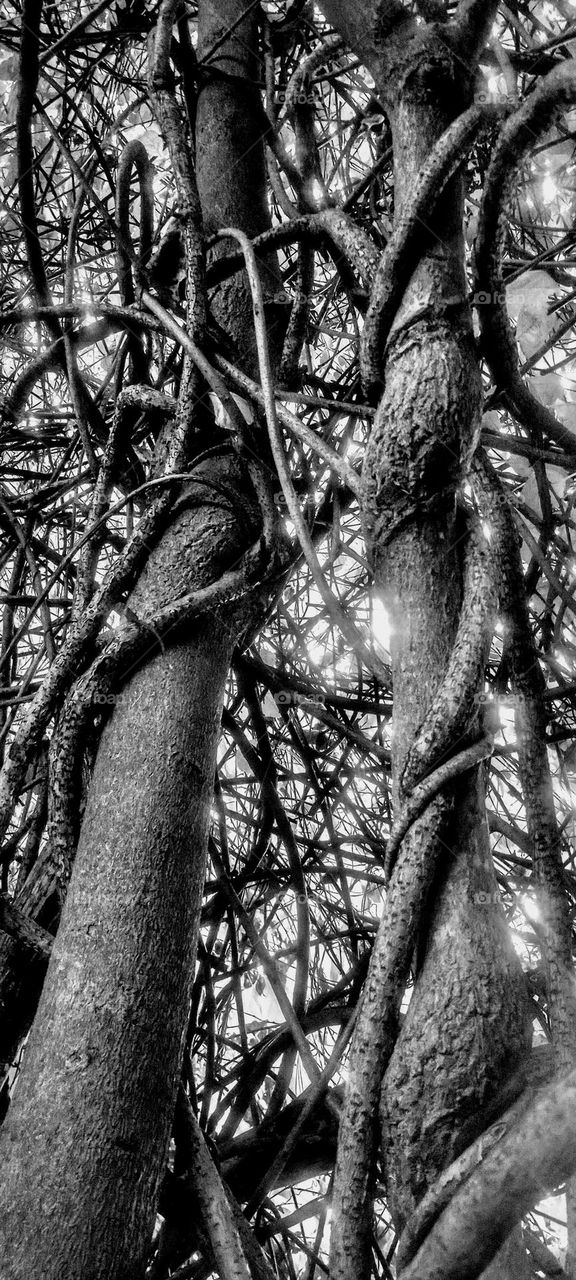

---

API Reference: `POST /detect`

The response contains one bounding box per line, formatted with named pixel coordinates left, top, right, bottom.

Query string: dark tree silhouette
left=0, top=2, right=575, bottom=1278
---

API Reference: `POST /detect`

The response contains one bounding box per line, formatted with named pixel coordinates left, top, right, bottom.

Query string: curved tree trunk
left=369, top=32, right=533, bottom=1268
left=318, top=4, right=534, bottom=1275
left=0, top=5, right=547, bottom=1277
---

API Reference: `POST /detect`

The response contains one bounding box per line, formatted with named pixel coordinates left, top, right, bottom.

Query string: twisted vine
left=45, top=518, right=270, bottom=900
left=331, top=68, right=576, bottom=1274
left=476, top=449, right=576, bottom=1271
left=329, top=86, right=517, bottom=1280
left=473, top=63, right=576, bottom=1076
left=474, top=61, right=576, bottom=460
left=213, top=224, right=390, bottom=684
left=329, top=463, right=501, bottom=1278
left=360, top=101, right=500, bottom=400
left=400, top=511, right=501, bottom=794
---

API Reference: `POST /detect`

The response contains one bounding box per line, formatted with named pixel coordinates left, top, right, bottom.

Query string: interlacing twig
left=329, top=489, right=499, bottom=1277
left=476, top=449, right=576, bottom=1268
left=327, top=90, right=519, bottom=1280
left=213, top=225, right=389, bottom=684
left=474, top=61, right=576, bottom=460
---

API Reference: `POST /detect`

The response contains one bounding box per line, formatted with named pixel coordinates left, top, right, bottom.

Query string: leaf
left=0, top=55, right=17, bottom=84
left=505, top=270, right=560, bottom=357
left=235, top=749, right=251, bottom=774
left=553, top=399, right=576, bottom=438
left=532, top=371, right=564, bottom=407
left=482, top=410, right=503, bottom=432
left=521, top=465, right=567, bottom=516
left=262, top=691, right=280, bottom=718
left=516, top=309, right=556, bottom=359
left=123, top=123, right=165, bottom=159
left=465, top=211, right=479, bottom=247
left=506, top=270, right=556, bottom=317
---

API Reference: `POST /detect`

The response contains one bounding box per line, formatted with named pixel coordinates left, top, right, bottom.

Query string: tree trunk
left=195, top=0, right=288, bottom=377
left=0, top=463, right=263, bottom=1280
left=319, top=5, right=534, bottom=1274
left=0, top=3, right=283, bottom=1275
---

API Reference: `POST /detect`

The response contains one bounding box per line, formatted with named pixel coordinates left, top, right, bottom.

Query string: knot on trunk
left=361, top=323, right=482, bottom=562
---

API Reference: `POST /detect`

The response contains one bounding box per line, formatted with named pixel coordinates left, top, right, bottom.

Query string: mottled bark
left=398, top=1063, right=576, bottom=1280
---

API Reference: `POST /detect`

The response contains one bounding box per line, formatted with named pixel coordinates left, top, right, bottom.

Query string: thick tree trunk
left=0, top=3, right=282, bottom=1276
left=319, top=6, right=534, bottom=1274
left=369, top=33, right=532, bottom=1260
left=0, top=463, right=262, bottom=1279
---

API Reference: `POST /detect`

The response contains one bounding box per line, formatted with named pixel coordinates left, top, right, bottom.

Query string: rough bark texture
left=314, top=7, right=534, bottom=1275
left=0, top=2, right=281, bottom=1275
left=0, top=5, right=552, bottom=1277
left=369, top=16, right=532, bottom=1241
left=398, top=1063, right=576, bottom=1280
left=196, top=0, right=288, bottom=376
left=0, top=462, right=262, bottom=1279
left=365, top=24, right=533, bottom=1274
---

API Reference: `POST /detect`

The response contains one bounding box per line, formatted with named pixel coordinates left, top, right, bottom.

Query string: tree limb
left=452, top=0, right=501, bottom=63
left=0, top=894, right=52, bottom=960
left=474, top=61, right=576, bottom=461
left=175, top=1086, right=253, bottom=1280
left=397, top=1064, right=576, bottom=1280
left=316, top=1, right=413, bottom=80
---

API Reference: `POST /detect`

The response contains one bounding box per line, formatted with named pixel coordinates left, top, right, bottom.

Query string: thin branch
left=16, top=0, right=57, bottom=333
left=474, top=61, right=576, bottom=461
left=384, top=735, right=493, bottom=882
left=213, top=226, right=387, bottom=682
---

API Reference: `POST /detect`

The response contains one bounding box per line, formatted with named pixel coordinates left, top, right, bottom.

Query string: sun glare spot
left=307, top=642, right=325, bottom=666
left=372, top=598, right=393, bottom=652
left=541, top=173, right=557, bottom=205
left=522, top=895, right=541, bottom=924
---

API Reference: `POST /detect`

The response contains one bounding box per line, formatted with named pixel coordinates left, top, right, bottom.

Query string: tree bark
left=195, top=0, right=288, bottom=377
left=0, top=3, right=282, bottom=1276
left=369, top=23, right=532, bottom=1252
left=318, top=6, right=534, bottom=1275
left=0, top=462, right=263, bottom=1280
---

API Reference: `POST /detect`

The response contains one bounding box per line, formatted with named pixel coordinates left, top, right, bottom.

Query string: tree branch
left=398, top=1064, right=576, bottom=1280
left=316, top=0, right=413, bottom=80
left=396, top=1045, right=556, bottom=1270
left=174, top=1087, right=253, bottom=1280
left=474, top=60, right=576, bottom=461
left=361, top=102, right=494, bottom=400
left=0, top=894, right=52, bottom=960
left=452, top=0, right=500, bottom=63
